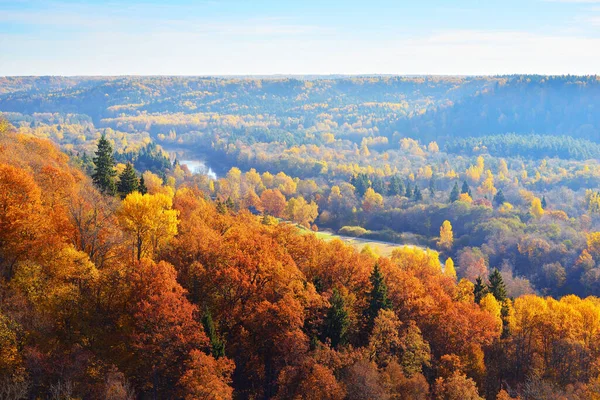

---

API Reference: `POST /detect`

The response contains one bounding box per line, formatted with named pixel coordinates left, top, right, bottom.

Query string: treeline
left=446, top=134, right=600, bottom=160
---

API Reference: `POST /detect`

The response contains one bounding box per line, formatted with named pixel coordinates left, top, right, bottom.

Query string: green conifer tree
left=493, top=189, right=506, bottom=206
left=323, top=288, right=349, bottom=348
left=201, top=310, right=225, bottom=358
left=474, top=276, right=488, bottom=304
left=461, top=180, right=472, bottom=197
left=365, top=264, right=392, bottom=331
left=413, top=185, right=423, bottom=201
left=139, top=175, right=148, bottom=195
left=488, top=268, right=507, bottom=302
left=405, top=182, right=413, bottom=198
left=449, top=182, right=460, bottom=203
left=117, top=162, right=139, bottom=199
left=92, top=135, right=117, bottom=195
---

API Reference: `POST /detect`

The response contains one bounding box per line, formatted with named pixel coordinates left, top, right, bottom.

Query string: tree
left=117, top=192, right=179, bottom=261
left=541, top=195, right=547, bottom=209
left=438, top=220, right=454, bottom=251
left=413, top=185, right=423, bottom=201
left=461, top=180, right=472, bottom=197
left=445, top=258, right=457, bottom=280
left=488, top=268, right=507, bottom=302
left=429, top=177, right=436, bottom=195
left=362, top=187, right=384, bottom=212
left=531, top=198, right=544, bottom=218
left=405, top=181, right=413, bottom=198
left=178, top=350, right=234, bottom=400
left=139, top=174, right=148, bottom=195
left=351, top=173, right=370, bottom=197
left=92, top=135, right=117, bottom=195
left=323, top=289, right=349, bottom=348
left=117, top=162, right=139, bottom=199
left=202, top=310, right=225, bottom=358
left=449, top=182, right=460, bottom=203
left=365, top=264, right=392, bottom=331
left=493, top=189, right=506, bottom=206
left=474, top=277, right=488, bottom=304
left=260, top=189, right=287, bottom=218
left=285, top=196, right=319, bottom=227
left=389, top=175, right=403, bottom=196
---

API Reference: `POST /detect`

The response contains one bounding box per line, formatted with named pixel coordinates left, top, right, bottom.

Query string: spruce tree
left=541, top=196, right=547, bottom=209
left=461, top=180, right=472, bottom=197
left=389, top=175, right=401, bottom=196
left=474, top=276, right=488, bottom=304
left=117, top=162, right=139, bottom=199
left=405, top=182, right=413, bottom=198
left=92, top=135, right=117, bottom=195
left=371, top=176, right=386, bottom=195
left=429, top=177, right=436, bottom=195
left=201, top=310, right=225, bottom=358
left=449, top=182, right=460, bottom=202
left=493, top=189, right=506, bottom=206
left=413, top=185, right=423, bottom=201
left=488, top=268, right=507, bottom=302
left=365, top=264, right=392, bottom=330
left=323, top=288, right=349, bottom=348
left=139, top=175, right=148, bottom=195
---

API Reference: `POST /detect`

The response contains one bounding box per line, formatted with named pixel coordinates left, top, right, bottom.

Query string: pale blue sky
left=1, top=0, right=600, bottom=75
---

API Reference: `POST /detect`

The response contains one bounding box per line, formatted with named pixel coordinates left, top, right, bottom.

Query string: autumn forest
left=3, top=75, right=600, bottom=399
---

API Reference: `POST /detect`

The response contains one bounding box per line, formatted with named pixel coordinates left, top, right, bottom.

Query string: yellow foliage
left=118, top=192, right=179, bottom=261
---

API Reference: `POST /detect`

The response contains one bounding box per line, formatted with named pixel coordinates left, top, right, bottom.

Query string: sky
left=1, top=0, right=600, bottom=76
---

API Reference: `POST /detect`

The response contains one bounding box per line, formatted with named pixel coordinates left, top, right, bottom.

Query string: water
left=180, top=159, right=217, bottom=180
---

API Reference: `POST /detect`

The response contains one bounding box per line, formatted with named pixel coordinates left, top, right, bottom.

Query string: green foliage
left=201, top=310, right=225, bottom=358
left=493, top=189, right=506, bottom=206
left=92, top=135, right=117, bottom=195
left=117, top=162, right=139, bottom=199
left=488, top=268, right=507, bottom=302
left=449, top=182, right=460, bottom=203
left=323, top=288, right=349, bottom=348
left=365, top=264, right=392, bottom=331
left=474, top=277, right=488, bottom=304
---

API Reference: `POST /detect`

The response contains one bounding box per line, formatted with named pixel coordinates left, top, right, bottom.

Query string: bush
left=338, top=226, right=369, bottom=237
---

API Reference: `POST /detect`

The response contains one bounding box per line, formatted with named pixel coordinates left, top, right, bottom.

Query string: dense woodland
left=3, top=75, right=600, bottom=399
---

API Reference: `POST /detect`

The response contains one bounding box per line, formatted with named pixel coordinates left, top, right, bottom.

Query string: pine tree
left=139, top=175, right=148, bottom=195
left=493, top=189, right=506, bottom=206
left=371, top=176, right=386, bottom=195
left=461, top=180, right=472, bottom=197
left=365, top=264, right=392, bottom=331
left=413, top=185, right=423, bottom=201
left=201, top=310, right=225, bottom=358
left=429, top=177, right=436, bottom=195
left=449, top=182, right=460, bottom=203
left=92, top=135, right=117, bottom=195
left=405, top=182, right=413, bottom=198
left=388, top=175, right=402, bottom=196
left=323, top=288, right=349, bottom=348
left=474, top=276, right=488, bottom=304
left=117, top=162, right=139, bottom=199
left=541, top=196, right=547, bottom=209
left=351, top=174, right=370, bottom=197
left=488, top=268, right=507, bottom=302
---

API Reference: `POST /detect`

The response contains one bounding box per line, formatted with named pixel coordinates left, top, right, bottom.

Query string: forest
left=3, top=75, right=600, bottom=399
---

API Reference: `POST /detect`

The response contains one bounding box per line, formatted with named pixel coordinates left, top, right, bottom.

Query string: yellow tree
left=362, top=187, right=384, bottom=212
left=285, top=196, right=319, bottom=227
left=477, top=170, right=497, bottom=198
left=531, top=198, right=544, bottom=218
left=438, top=220, right=454, bottom=251
left=118, top=192, right=179, bottom=261
left=445, top=257, right=457, bottom=280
